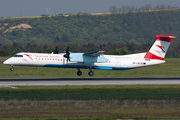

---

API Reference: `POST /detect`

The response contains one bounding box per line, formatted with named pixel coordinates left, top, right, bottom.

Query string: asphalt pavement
left=0, top=77, right=180, bottom=86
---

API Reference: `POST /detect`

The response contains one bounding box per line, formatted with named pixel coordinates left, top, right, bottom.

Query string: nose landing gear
left=10, top=65, right=14, bottom=71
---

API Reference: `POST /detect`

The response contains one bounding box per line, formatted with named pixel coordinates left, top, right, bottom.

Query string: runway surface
left=1, top=77, right=180, bottom=86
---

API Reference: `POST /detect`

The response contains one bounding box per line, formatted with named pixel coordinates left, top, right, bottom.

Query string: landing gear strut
left=77, top=69, right=82, bottom=76
left=10, top=65, right=14, bottom=71
left=87, top=65, right=94, bottom=76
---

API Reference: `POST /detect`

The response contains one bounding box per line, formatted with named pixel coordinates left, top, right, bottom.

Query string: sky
left=0, top=0, right=180, bottom=18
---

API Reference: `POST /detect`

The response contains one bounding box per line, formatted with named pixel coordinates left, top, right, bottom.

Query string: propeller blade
left=63, top=46, right=70, bottom=63
left=66, top=46, right=69, bottom=53
left=54, top=46, right=59, bottom=54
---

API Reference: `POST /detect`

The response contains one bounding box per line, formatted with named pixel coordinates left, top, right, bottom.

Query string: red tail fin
left=144, top=35, right=175, bottom=60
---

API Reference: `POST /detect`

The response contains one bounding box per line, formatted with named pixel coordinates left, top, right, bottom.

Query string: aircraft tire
left=77, top=71, right=82, bottom=76
left=88, top=71, right=94, bottom=76
left=10, top=67, right=14, bottom=71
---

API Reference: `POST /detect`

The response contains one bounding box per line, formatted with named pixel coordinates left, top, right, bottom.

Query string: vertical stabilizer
left=144, top=35, right=175, bottom=60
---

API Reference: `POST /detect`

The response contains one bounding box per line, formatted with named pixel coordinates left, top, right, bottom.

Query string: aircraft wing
left=83, top=50, right=105, bottom=57
left=69, top=50, right=108, bottom=64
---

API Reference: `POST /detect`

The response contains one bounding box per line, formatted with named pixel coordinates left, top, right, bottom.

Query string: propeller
left=63, top=46, right=70, bottom=62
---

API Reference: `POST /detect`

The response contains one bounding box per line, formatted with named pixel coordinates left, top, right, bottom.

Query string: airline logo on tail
left=144, top=35, right=175, bottom=60
left=156, top=45, right=165, bottom=53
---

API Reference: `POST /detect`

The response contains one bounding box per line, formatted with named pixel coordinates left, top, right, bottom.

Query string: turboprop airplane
left=3, top=35, right=174, bottom=76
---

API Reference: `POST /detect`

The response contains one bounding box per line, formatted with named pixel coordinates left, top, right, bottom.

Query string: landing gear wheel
left=88, top=71, right=94, bottom=76
left=10, top=67, right=14, bottom=71
left=77, top=71, right=82, bottom=76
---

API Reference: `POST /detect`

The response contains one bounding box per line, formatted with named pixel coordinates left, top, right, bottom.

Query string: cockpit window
left=13, top=55, right=18, bottom=57
left=13, top=55, right=23, bottom=57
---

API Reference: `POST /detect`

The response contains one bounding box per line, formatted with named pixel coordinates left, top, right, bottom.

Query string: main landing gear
left=87, top=65, right=94, bottom=76
left=77, top=69, right=82, bottom=76
left=88, top=71, right=94, bottom=76
left=10, top=65, right=14, bottom=71
left=77, top=67, right=94, bottom=76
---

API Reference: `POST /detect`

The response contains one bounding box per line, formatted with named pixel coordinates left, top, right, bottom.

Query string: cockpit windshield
left=13, top=55, right=23, bottom=57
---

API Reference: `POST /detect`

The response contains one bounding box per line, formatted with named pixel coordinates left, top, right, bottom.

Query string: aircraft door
left=28, top=58, right=33, bottom=65
left=63, top=57, right=68, bottom=64
left=26, top=55, right=33, bottom=65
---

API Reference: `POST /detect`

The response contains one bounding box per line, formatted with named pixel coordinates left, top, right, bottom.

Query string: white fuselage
left=3, top=52, right=165, bottom=70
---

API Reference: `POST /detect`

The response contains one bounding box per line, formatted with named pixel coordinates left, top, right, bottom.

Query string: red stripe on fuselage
left=24, top=54, right=33, bottom=60
left=144, top=51, right=164, bottom=60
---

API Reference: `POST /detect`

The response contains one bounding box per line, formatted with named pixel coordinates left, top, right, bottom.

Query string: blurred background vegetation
left=0, top=4, right=179, bottom=57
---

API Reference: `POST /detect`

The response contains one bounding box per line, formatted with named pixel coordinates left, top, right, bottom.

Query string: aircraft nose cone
left=3, top=59, right=11, bottom=65
left=3, top=60, right=8, bottom=65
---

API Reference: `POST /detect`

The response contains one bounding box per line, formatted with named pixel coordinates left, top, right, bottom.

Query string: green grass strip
left=0, top=85, right=179, bottom=101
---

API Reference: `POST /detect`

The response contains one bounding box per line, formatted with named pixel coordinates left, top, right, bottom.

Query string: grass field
left=0, top=85, right=180, bottom=119
left=1, top=57, right=180, bottom=119
left=1, top=57, right=180, bottom=78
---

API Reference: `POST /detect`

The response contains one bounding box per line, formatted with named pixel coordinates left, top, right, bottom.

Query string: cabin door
left=28, top=58, right=33, bottom=65
left=63, top=57, right=68, bottom=64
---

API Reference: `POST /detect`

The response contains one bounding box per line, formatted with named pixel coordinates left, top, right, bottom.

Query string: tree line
left=0, top=6, right=180, bottom=47
left=0, top=4, right=180, bottom=57
left=0, top=41, right=179, bottom=58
